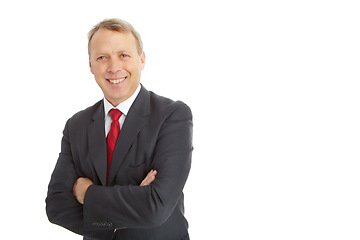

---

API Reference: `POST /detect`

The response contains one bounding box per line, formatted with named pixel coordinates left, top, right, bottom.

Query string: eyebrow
left=94, top=50, right=132, bottom=56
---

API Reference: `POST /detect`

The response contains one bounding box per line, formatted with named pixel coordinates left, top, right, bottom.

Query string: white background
left=0, top=0, right=359, bottom=239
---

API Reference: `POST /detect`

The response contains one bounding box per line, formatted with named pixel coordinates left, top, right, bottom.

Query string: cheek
left=92, top=64, right=106, bottom=76
left=126, top=62, right=142, bottom=76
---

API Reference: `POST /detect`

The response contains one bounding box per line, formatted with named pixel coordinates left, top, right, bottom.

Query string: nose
left=107, top=58, right=123, bottom=74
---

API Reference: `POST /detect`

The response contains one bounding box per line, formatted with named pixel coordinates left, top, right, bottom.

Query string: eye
left=97, top=56, right=107, bottom=61
left=120, top=54, right=129, bottom=58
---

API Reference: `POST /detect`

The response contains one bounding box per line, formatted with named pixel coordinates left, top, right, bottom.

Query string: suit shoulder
left=149, top=91, right=192, bottom=119
left=67, top=100, right=102, bottom=126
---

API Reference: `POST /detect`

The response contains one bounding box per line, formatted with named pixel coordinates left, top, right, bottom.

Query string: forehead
left=90, top=28, right=137, bottom=54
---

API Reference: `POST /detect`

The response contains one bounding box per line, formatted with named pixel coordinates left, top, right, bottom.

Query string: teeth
left=108, top=77, right=126, bottom=84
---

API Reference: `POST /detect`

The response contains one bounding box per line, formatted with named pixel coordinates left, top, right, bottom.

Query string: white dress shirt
left=103, top=84, right=141, bottom=136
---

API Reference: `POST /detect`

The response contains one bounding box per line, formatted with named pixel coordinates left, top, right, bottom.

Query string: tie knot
left=109, top=109, right=122, bottom=121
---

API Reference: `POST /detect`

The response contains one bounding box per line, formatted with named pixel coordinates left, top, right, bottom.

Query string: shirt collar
left=103, top=84, right=142, bottom=117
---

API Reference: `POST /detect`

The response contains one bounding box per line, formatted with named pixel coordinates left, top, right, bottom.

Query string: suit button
left=92, top=221, right=113, bottom=228
left=104, top=221, right=112, bottom=227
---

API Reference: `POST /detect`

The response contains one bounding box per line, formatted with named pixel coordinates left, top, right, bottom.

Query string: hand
left=140, top=169, right=157, bottom=186
left=73, top=177, right=94, bottom=204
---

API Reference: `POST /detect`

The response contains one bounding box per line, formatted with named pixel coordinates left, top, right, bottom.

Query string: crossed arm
left=47, top=101, right=193, bottom=236
left=73, top=170, right=158, bottom=204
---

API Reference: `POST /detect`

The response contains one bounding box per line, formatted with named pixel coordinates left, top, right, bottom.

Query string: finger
left=140, top=170, right=157, bottom=186
left=140, top=171, right=153, bottom=186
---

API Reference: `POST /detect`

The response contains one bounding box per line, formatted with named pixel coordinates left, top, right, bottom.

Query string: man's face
left=89, top=29, right=145, bottom=106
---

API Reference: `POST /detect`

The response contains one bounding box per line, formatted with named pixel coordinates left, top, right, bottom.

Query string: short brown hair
left=88, top=18, right=143, bottom=56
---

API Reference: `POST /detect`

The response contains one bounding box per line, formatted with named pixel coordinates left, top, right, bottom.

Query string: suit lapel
left=87, top=101, right=107, bottom=186
left=107, top=86, right=151, bottom=185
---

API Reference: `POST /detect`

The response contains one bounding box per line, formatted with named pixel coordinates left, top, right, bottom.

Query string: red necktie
left=107, top=109, right=122, bottom=182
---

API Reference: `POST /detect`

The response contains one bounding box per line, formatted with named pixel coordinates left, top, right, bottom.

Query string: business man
left=46, top=18, right=193, bottom=240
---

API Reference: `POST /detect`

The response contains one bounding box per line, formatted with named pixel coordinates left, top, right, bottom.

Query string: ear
left=89, top=57, right=94, bottom=74
left=140, top=51, right=146, bottom=70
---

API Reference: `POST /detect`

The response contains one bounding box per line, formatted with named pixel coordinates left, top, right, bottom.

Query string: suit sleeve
left=45, top=120, right=114, bottom=239
left=45, top=120, right=85, bottom=234
left=82, top=102, right=193, bottom=231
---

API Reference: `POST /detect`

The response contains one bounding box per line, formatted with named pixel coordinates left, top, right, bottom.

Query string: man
left=46, top=18, right=193, bottom=240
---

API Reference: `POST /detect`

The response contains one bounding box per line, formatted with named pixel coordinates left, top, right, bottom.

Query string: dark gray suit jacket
left=46, top=85, right=193, bottom=240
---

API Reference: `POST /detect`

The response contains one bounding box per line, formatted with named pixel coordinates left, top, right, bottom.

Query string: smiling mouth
left=107, top=77, right=127, bottom=84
